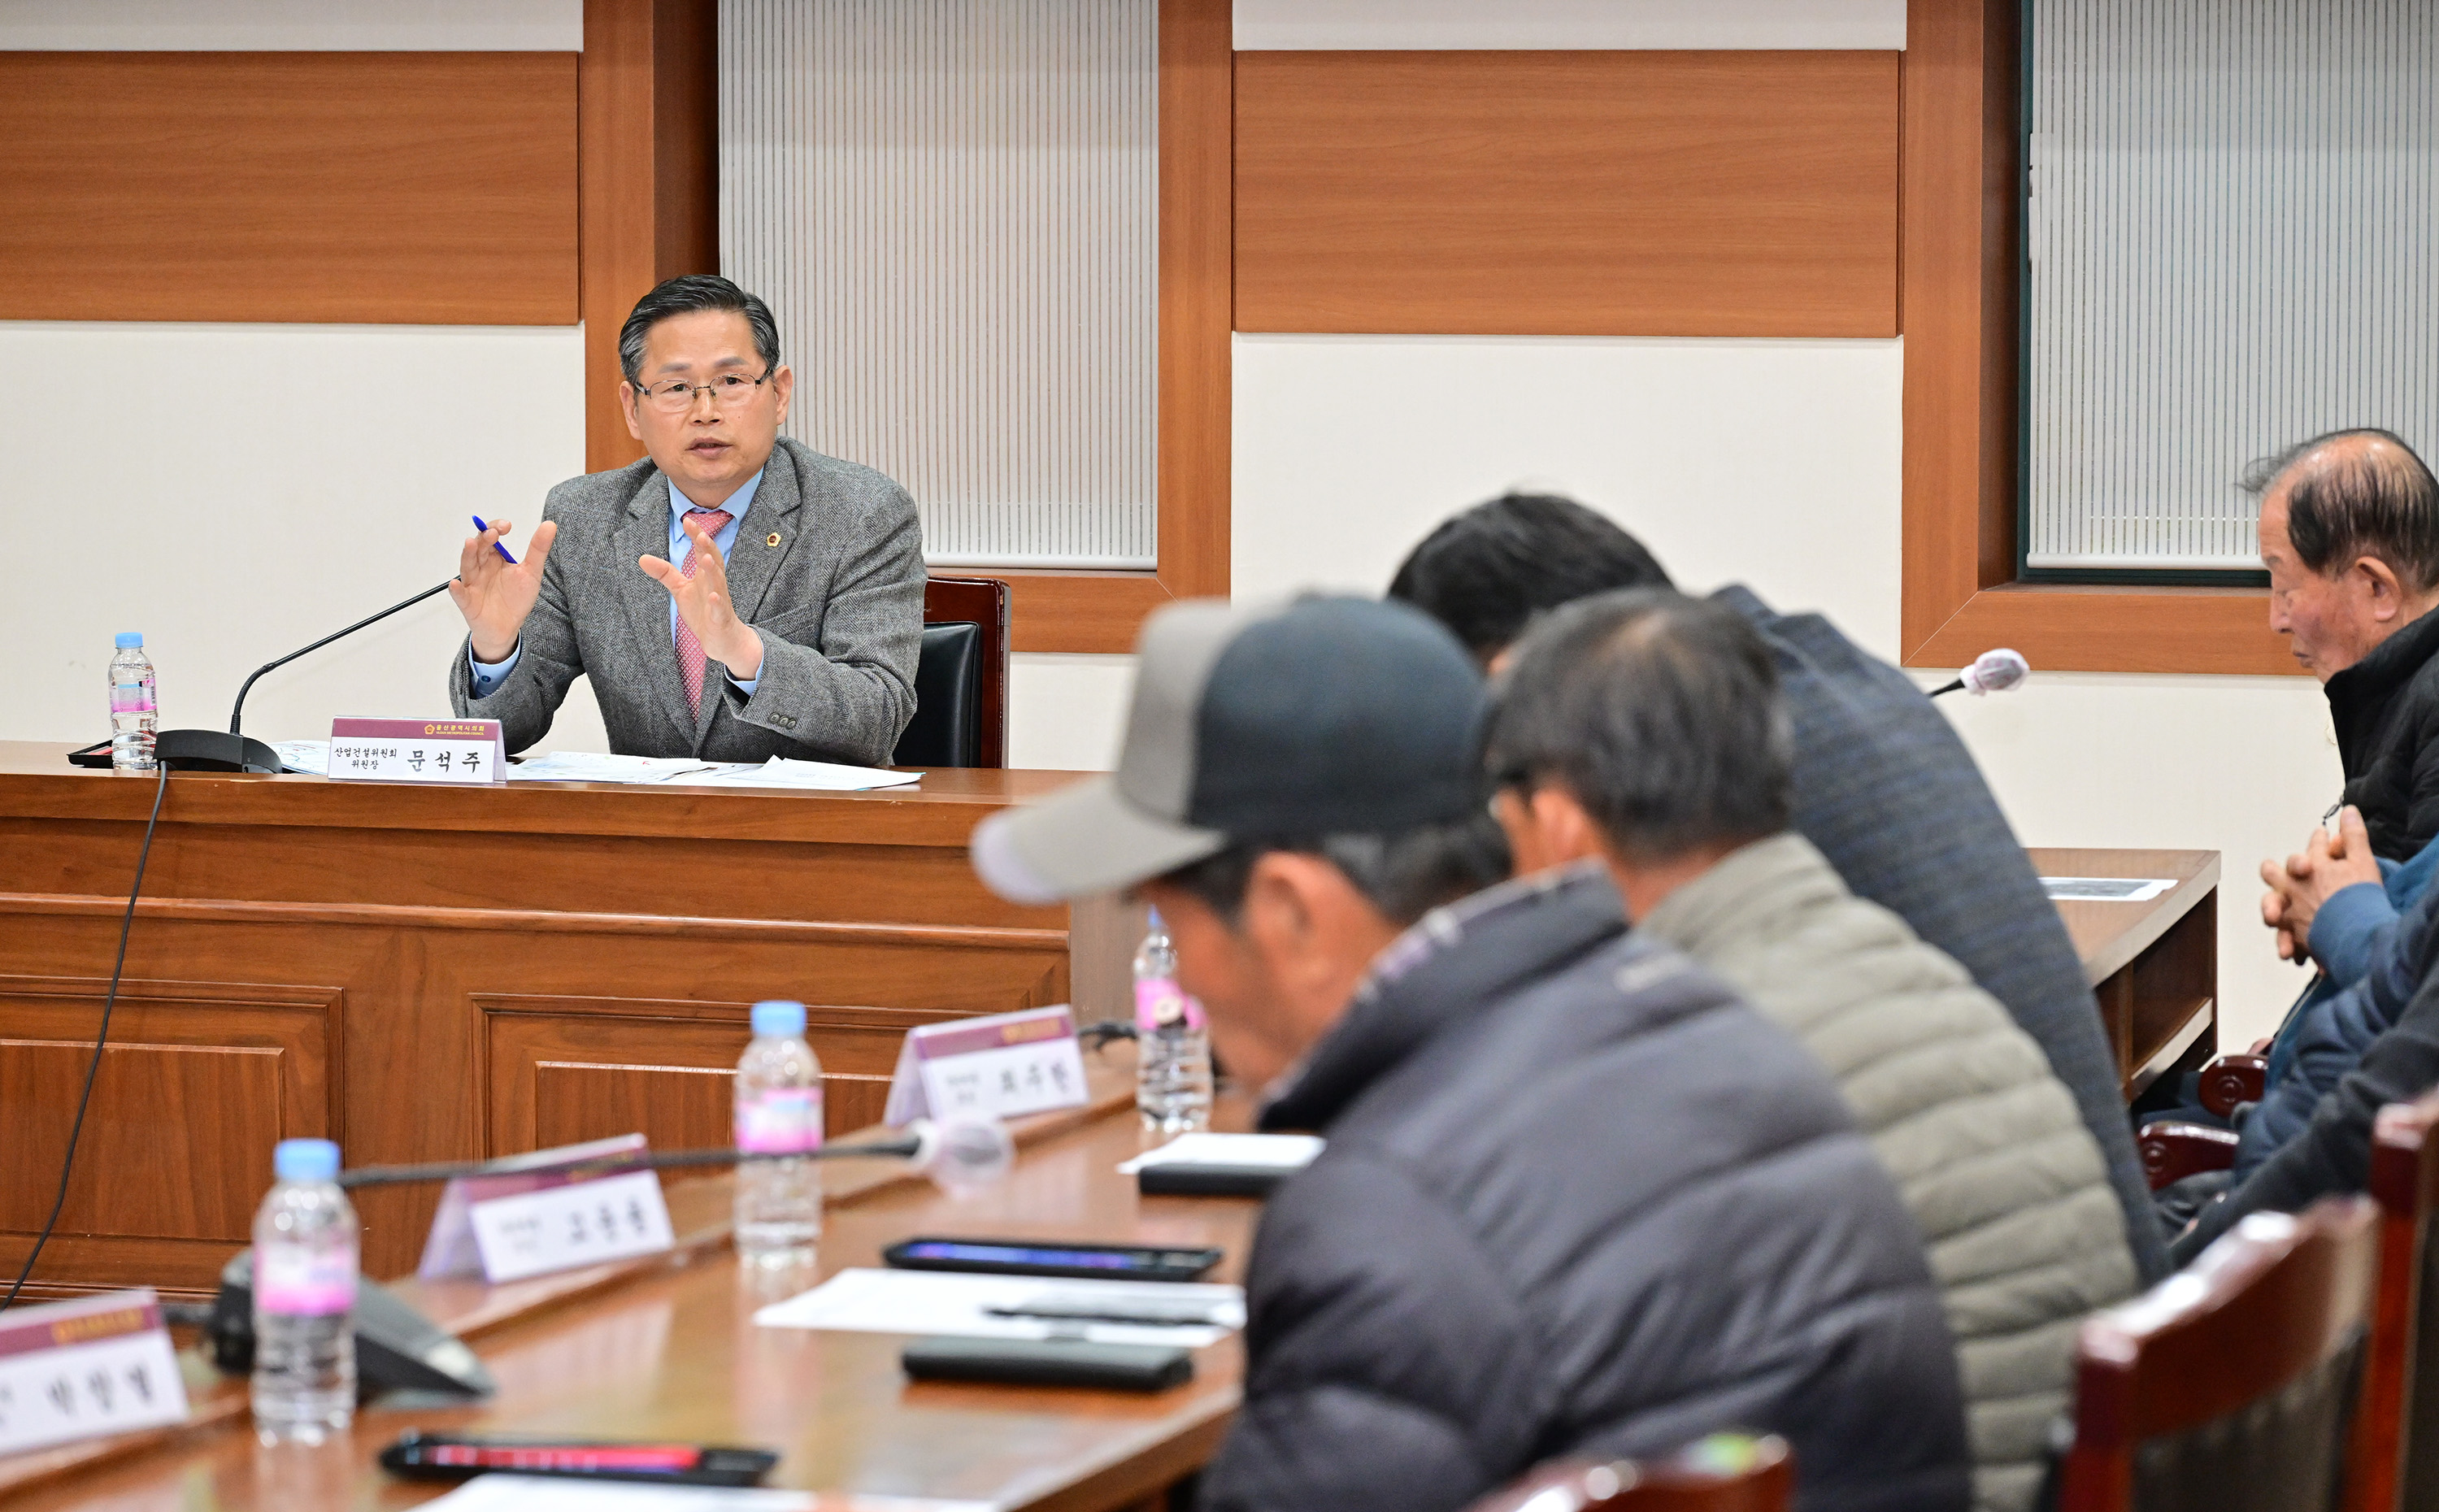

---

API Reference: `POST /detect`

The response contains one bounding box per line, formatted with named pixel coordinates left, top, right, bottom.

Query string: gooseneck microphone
left=151, top=579, right=456, bottom=773
left=333, top=1116, right=1017, bottom=1197
left=1930, top=648, right=2030, bottom=699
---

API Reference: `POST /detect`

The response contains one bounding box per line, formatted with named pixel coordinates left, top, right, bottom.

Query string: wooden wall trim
left=1898, top=0, right=2298, bottom=675
left=579, top=0, right=720, bottom=475
left=2, top=893, right=1065, bottom=950
left=0, top=51, right=577, bottom=325
left=1236, top=50, right=1900, bottom=338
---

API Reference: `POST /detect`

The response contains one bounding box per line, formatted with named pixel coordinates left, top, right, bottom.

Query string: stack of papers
left=271, top=741, right=331, bottom=775
left=415, top=1479, right=821, bottom=1511
left=754, top=1267, right=1245, bottom=1348
left=1115, top=1133, right=1324, bottom=1176
left=689, top=757, right=923, bottom=792
left=506, top=753, right=722, bottom=784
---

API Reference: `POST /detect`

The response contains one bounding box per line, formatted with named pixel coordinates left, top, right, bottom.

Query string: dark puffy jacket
left=1199, top=869, right=1972, bottom=1512
left=2327, top=603, right=2439, bottom=863
left=1715, top=586, right=2167, bottom=1283
left=2176, top=892, right=2439, bottom=1263
left=2238, top=879, right=2439, bottom=1178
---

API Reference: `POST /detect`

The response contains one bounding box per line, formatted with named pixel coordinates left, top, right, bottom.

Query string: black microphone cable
left=2, top=759, right=171, bottom=1310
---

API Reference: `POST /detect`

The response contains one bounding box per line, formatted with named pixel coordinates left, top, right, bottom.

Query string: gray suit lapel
left=722, top=445, right=805, bottom=626
left=614, top=474, right=697, bottom=746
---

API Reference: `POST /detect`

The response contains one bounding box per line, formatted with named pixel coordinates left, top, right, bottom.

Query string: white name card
left=326, top=718, right=506, bottom=786
left=0, top=1288, right=189, bottom=1457
left=882, top=1005, right=1089, bottom=1127
left=468, top=1169, right=676, bottom=1284
left=418, top=1134, right=647, bottom=1280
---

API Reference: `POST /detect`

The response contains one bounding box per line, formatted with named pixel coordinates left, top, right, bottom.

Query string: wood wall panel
left=1234, top=50, right=1900, bottom=337
left=485, top=996, right=975, bottom=1156
left=0, top=51, right=578, bottom=325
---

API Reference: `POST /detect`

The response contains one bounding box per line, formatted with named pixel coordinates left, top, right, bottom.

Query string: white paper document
left=1116, top=1132, right=1324, bottom=1176
left=271, top=740, right=331, bottom=775
left=2041, top=876, right=2178, bottom=903
left=506, top=752, right=721, bottom=784
left=754, top=1267, right=1246, bottom=1349
left=688, top=757, right=924, bottom=792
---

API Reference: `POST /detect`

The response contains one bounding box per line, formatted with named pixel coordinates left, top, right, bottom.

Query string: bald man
left=2254, top=428, right=2439, bottom=862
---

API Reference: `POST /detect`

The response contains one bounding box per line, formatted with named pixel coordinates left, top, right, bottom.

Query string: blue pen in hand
left=471, top=515, right=519, bottom=566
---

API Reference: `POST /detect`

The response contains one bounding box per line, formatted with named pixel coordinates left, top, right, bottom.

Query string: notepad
left=754, top=1267, right=1245, bottom=1348
left=687, top=757, right=924, bottom=791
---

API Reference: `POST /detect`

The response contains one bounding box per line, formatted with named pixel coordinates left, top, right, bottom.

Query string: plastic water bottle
left=1135, top=909, right=1212, bottom=1135
left=251, top=1138, right=358, bottom=1445
left=734, top=999, right=824, bottom=1262
left=108, top=632, right=157, bottom=771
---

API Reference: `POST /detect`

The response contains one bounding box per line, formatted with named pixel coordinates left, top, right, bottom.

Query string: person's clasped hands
left=2260, top=804, right=2381, bottom=964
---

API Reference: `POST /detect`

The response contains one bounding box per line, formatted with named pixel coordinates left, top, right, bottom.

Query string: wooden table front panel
left=0, top=750, right=1085, bottom=1296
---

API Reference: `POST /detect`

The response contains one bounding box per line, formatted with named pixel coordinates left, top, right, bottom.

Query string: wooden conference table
left=4, top=1050, right=1261, bottom=1511
left=0, top=744, right=1142, bottom=1300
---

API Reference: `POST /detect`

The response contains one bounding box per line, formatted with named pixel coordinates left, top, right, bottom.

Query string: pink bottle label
left=1134, top=980, right=1205, bottom=1033
left=257, top=1243, right=357, bottom=1316
left=736, top=1087, right=824, bottom=1154
left=109, top=689, right=154, bottom=714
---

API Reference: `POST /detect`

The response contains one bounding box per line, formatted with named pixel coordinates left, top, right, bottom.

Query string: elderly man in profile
left=444, top=274, right=924, bottom=763
left=969, top=596, right=1970, bottom=1512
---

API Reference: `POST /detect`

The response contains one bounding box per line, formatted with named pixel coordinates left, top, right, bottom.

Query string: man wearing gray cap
left=971, top=596, right=1971, bottom=1512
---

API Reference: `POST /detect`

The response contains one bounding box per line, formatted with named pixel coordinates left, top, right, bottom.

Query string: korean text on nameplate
left=882, top=1005, right=1089, bottom=1126
left=466, top=1168, right=676, bottom=1284
left=0, top=1288, right=189, bottom=1457
left=326, top=717, right=506, bottom=787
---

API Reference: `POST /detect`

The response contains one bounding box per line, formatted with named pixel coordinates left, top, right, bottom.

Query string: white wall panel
left=0, top=0, right=582, bottom=50
left=1007, top=654, right=1135, bottom=772
left=0, top=321, right=601, bottom=754
left=722, top=0, right=1159, bottom=569
left=1234, top=0, right=1904, bottom=51
left=1233, top=333, right=1906, bottom=656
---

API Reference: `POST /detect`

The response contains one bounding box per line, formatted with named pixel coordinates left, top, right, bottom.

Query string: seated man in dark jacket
left=969, top=594, right=1971, bottom=1512
left=2251, top=428, right=2439, bottom=862
left=2174, top=893, right=2439, bottom=1263
left=1392, top=493, right=2167, bottom=1281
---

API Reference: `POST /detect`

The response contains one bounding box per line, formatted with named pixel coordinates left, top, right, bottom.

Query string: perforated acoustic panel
left=720, top=0, right=1159, bottom=569
left=2026, top=0, right=2439, bottom=571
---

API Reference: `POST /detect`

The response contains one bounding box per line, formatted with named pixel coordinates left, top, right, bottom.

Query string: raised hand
left=448, top=518, right=559, bottom=662
left=641, top=515, right=765, bottom=680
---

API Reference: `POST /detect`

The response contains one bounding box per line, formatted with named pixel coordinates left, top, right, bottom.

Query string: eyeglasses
left=634, top=367, right=773, bottom=415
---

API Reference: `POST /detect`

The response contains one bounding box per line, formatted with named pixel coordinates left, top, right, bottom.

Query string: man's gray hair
left=1485, top=589, right=1791, bottom=864
left=618, top=274, right=782, bottom=385
left=2244, top=428, right=2439, bottom=593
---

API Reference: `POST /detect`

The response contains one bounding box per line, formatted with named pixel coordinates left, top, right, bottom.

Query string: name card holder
left=416, top=1133, right=675, bottom=1285
left=327, top=718, right=506, bottom=786
left=0, top=1288, right=189, bottom=1457
left=883, top=1004, right=1090, bottom=1126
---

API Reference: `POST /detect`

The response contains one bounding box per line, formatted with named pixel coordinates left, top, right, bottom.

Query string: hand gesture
left=641, top=515, right=765, bottom=680
left=2259, top=806, right=2380, bottom=964
left=448, top=518, right=559, bottom=663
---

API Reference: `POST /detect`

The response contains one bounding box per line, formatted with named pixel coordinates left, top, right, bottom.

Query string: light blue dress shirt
left=471, top=469, right=767, bottom=698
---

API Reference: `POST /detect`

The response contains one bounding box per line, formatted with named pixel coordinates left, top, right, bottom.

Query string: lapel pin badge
left=767, top=532, right=782, bottom=547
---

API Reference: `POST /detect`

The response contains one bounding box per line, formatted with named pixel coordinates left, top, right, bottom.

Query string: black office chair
left=893, top=620, right=984, bottom=768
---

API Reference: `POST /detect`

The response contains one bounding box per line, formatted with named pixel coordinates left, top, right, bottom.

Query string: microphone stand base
left=154, top=729, right=288, bottom=775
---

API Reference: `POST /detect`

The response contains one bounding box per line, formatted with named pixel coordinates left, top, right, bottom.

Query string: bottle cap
left=115, top=632, right=142, bottom=649
left=274, top=1137, right=341, bottom=1183
left=751, top=999, right=807, bottom=1037
left=1146, top=906, right=1164, bottom=931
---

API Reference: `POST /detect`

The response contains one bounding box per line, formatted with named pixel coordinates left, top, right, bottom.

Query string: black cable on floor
left=3, top=758, right=171, bottom=1311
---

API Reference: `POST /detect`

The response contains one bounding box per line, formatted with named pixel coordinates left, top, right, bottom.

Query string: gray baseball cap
left=971, top=596, right=1489, bottom=905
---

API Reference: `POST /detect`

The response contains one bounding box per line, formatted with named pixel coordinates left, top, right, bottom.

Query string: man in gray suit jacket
left=446, top=276, right=923, bottom=766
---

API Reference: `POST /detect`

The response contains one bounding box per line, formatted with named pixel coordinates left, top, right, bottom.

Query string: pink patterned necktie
left=672, top=508, right=733, bottom=721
